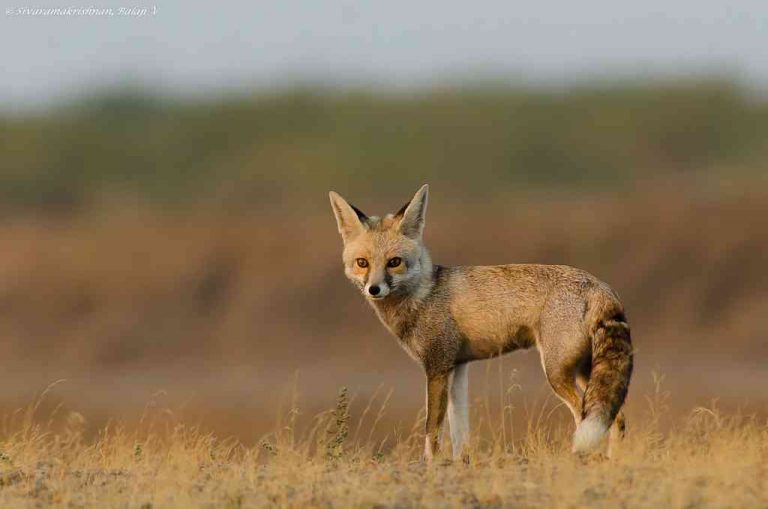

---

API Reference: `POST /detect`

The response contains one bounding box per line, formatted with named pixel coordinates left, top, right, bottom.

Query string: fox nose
left=368, top=285, right=381, bottom=296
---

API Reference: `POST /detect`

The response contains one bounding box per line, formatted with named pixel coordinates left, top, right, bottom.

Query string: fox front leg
left=424, top=372, right=449, bottom=463
left=447, top=363, right=470, bottom=462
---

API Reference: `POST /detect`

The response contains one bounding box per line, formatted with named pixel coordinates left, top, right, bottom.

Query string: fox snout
left=365, top=281, right=390, bottom=299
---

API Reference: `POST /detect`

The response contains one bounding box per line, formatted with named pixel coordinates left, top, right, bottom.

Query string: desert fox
left=329, top=185, right=633, bottom=461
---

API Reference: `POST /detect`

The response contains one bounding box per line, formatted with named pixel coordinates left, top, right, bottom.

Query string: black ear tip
left=394, top=200, right=410, bottom=218
left=349, top=203, right=368, bottom=222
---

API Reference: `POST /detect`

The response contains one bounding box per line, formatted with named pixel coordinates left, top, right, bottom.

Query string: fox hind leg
left=540, top=350, right=586, bottom=427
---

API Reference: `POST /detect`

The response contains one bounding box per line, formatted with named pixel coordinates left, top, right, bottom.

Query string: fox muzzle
left=365, top=282, right=390, bottom=299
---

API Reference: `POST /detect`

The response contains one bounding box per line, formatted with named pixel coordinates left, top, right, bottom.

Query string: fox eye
left=387, top=257, right=402, bottom=268
left=356, top=258, right=369, bottom=268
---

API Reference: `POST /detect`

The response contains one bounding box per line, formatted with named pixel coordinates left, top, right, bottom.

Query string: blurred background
left=0, top=1, right=766, bottom=443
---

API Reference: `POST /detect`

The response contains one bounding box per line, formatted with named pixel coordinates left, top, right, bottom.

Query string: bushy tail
left=573, top=313, right=633, bottom=453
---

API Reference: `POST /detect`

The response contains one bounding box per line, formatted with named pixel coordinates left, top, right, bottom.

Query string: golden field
left=0, top=377, right=765, bottom=508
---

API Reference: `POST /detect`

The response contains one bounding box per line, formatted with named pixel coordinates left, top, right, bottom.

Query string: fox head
left=329, top=184, right=431, bottom=301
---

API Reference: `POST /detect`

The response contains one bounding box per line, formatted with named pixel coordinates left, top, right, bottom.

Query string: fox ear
left=329, top=191, right=368, bottom=242
left=395, top=184, right=429, bottom=239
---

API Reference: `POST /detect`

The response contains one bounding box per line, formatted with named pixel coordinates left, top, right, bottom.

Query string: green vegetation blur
left=2, top=79, right=766, bottom=213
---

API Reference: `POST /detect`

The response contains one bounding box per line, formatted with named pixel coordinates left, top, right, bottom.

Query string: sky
left=1, top=0, right=767, bottom=111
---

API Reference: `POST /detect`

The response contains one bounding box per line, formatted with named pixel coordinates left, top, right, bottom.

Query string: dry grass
left=1, top=380, right=765, bottom=508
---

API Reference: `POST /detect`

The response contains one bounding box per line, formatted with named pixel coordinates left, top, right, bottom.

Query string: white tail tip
left=572, top=414, right=609, bottom=453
